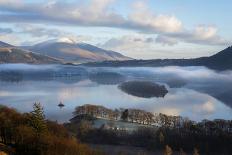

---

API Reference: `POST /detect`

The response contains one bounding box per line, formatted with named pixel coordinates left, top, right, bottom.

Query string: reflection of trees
left=89, top=72, right=125, bottom=85
left=0, top=71, right=23, bottom=82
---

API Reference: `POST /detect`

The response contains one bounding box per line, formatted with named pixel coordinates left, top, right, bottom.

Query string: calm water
left=0, top=64, right=232, bottom=122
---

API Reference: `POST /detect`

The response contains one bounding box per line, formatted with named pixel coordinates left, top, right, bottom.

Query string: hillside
left=0, top=41, right=13, bottom=48
left=0, top=47, right=62, bottom=64
left=27, top=38, right=131, bottom=63
left=84, top=46, right=232, bottom=70
left=196, top=46, right=232, bottom=70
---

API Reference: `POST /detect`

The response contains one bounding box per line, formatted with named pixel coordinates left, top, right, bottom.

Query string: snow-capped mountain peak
left=56, top=37, right=77, bottom=44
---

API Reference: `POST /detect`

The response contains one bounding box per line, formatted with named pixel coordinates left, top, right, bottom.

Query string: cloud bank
left=0, top=0, right=229, bottom=46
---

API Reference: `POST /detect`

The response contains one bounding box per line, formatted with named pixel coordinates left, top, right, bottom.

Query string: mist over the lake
left=0, top=64, right=231, bottom=122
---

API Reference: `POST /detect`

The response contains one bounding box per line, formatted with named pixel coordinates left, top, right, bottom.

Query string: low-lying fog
left=0, top=64, right=231, bottom=122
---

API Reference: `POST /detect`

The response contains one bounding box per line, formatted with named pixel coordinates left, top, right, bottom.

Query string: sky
left=0, top=0, right=231, bottom=59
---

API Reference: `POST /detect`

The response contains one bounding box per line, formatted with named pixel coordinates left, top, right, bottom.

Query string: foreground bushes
left=0, top=103, right=104, bottom=155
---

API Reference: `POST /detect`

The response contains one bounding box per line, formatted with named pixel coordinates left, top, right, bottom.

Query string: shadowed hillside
left=0, top=47, right=62, bottom=64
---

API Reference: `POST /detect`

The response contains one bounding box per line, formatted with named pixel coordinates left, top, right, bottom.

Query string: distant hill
left=0, top=47, right=62, bottom=64
left=26, top=38, right=132, bottom=63
left=84, top=46, right=232, bottom=70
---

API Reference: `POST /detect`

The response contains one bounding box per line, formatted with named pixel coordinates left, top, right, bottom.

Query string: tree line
left=73, top=104, right=201, bottom=128
left=65, top=104, right=232, bottom=155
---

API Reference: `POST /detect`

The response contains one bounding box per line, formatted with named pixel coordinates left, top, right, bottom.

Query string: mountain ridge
left=0, top=42, right=62, bottom=64
left=0, top=39, right=132, bottom=64
left=84, top=46, right=232, bottom=71
left=0, top=39, right=231, bottom=70
left=26, top=40, right=132, bottom=63
left=0, top=41, right=14, bottom=48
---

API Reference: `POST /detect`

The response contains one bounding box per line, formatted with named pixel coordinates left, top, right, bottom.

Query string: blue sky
left=0, top=0, right=231, bottom=59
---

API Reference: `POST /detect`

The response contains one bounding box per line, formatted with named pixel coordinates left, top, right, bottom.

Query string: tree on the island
left=121, top=109, right=128, bottom=121
left=164, top=145, right=173, bottom=155
left=29, top=102, right=47, bottom=135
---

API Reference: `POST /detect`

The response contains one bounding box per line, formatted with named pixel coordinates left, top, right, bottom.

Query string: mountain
left=0, top=47, right=62, bottom=64
left=0, top=41, right=14, bottom=48
left=195, top=46, right=232, bottom=70
left=84, top=46, right=232, bottom=71
left=26, top=38, right=132, bottom=63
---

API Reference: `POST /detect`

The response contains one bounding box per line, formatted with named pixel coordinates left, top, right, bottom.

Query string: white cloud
left=17, top=24, right=62, bottom=37
left=193, top=101, right=216, bottom=115
left=99, top=35, right=153, bottom=50
left=16, top=24, right=92, bottom=45
left=129, top=12, right=183, bottom=33
left=0, top=0, right=229, bottom=46
left=0, top=33, right=21, bottom=45
left=195, top=25, right=217, bottom=39
left=155, top=35, right=178, bottom=46
left=155, top=25, right=229, bottom=46
left=190, top=25, right=227, bottom=45
left=0, top=27, right=12, bottom=34
left=128, top=0, right=183, bottom=33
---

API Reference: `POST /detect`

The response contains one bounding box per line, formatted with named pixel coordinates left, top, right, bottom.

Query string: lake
left=0, top=64, right=231, bottom=122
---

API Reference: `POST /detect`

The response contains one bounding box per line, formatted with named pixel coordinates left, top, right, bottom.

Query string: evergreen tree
left=121, top=109, right=129, bottom=121
left=29, top=102, right=47, bottom=135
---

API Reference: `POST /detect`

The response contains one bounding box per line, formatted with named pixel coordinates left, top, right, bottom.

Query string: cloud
left=0, top=33, right=21, bottom=45
left=99, top=35, right=154, bottom=50
left=0, top=27, right=13, bottom=34
left=0, top=91, right=11, bottom=97
left=0, top=0, right=229, bottom=46
left=17, top=24, right=62, bottom=37
left=129, top=12, right=183, bottom=34
left=155, top=35, right=178, bottom=46
left=193, top=101, right=216, bottom=115
left=16, top=24, right=92, bottom=45
left=145, top=37, right=154, bottom=43
left=0, top=0, right=123, bottom=27
left=156, top=25, right=229, bottom=46
left=188, top=25, right=228, bottom=45
left=128, top=0, right=182, bottom=33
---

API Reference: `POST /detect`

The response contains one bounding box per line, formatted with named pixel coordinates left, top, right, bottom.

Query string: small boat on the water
left=58, top=102, right=65, bottom=108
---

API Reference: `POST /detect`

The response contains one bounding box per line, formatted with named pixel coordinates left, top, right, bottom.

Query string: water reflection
left=0, top=65, right=231, bottom=122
